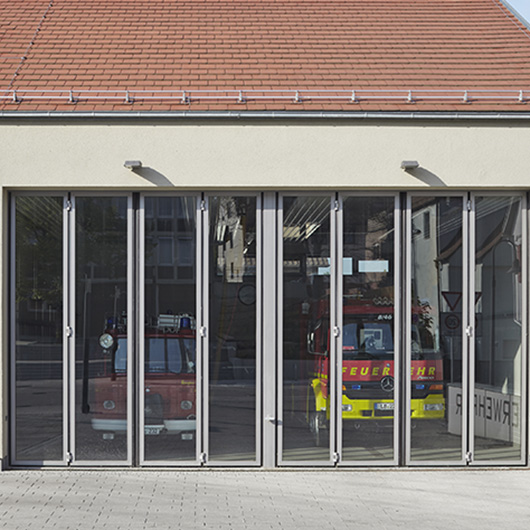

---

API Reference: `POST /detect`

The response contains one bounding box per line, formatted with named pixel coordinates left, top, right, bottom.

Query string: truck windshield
left=114, top=337, right=196, bottom=374
left=343, top=321, right=393, bottom=359
left=146, top=337, right=196, bottom=374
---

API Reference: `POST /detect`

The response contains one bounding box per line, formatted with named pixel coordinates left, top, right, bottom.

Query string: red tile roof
left=1, top=0, right=530, bottom=113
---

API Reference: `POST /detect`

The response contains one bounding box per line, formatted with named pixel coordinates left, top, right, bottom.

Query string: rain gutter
left=2, top=111, right=530, bottom=120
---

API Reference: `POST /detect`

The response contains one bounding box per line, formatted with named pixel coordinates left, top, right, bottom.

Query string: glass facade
left=9, top=192, right=528, bottom=468
left=409, top=196, right=464, bottom=463
left=281, top=195, right=332, bottom=463
left=208, top=196, right=258, bottom=462
left=473, top=196, right=525, bottom=462
left=74, top=196, right=130, bottom=462
left=142, top=196, right=197, bottom=462
left=13, top=196, right=64, bottom=464
left=341, top=196, right=397, bottom=462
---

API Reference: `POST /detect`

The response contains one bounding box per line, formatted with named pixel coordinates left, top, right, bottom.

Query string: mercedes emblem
left=380, top=376, right=394, bottom=392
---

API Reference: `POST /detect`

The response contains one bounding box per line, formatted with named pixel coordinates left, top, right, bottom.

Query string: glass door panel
left=472, top=195, right=526, bottom=463
left=141, top=196, right=198, bottom=463
left=408, top=195, right=465, bottom=463
left=207, top=195, right=259, bottom=463
left=73, top=196, right=130, bottom=463
left=12, top=195, right=65, bottom=464
left=341, top=196, right=397, bottom=463
left=280, top=195, right=333, bottom=463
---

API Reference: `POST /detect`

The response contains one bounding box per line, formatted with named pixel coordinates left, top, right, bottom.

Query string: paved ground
left=1, top=468, right=529, bottom=529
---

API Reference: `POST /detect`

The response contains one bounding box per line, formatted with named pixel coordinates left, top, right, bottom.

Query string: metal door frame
left=277, top=192, right=336, bottom=467
left=337, top=192, right=401, bottom=467
left=138, top=193, right=201, bottom=466
left=69, top=192, right=134, bottom=467
left=203, top=192, right=262, bottom=467
left=405, top=192, right=468, bottom=466
left=468, top=192, right=527, bottom=466
left=9, top=192, right=69, bottom=467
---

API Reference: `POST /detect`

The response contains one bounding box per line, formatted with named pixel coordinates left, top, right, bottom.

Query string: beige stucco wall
left=0, top=119, right=529, bottom=190
left=1, top=117, right=529, bottom=467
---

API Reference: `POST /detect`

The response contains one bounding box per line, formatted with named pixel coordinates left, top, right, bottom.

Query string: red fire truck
left=306, top=296, right=444, bottom=445
left=89, top=313, right=196, bottom=440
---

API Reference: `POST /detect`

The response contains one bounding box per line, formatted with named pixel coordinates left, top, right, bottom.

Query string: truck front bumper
left=91, top=418, right=197, bottom=433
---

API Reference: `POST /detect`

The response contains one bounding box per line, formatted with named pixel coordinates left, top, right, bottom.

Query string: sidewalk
left=1, top=468, right=529, bottom=529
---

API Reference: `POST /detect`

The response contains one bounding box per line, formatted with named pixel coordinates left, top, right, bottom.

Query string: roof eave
left=2, top=110, right=530, bottom=120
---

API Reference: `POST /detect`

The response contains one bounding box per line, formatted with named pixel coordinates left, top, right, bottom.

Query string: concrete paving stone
left=1, top=469, right=530, bottom=529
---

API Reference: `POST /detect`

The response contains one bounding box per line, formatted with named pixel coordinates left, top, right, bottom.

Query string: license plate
left=145, top=426, right=163, bottom=435
left=375, top=402, right=394, bottom=411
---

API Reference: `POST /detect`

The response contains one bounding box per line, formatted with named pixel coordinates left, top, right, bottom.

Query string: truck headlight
left=103, top=400, right=116, bottom=410
left=342, top=404, right=353, bottom=412
left=181, top=400, right=193, bottom=410
left=99, top=333, right=114, bottom=349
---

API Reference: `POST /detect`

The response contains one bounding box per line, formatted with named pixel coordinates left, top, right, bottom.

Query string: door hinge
left=333, top=452, right=341, bottom=465
left=66, top=451, right=73, bottom=465
left=66, top=199, right=72, bottom=212
left=200, top=199, right=206, bottom=211
left=200, top=326, right=207, bottom=338
left=66, top=326, right=73, bottom=338
left=200, top=452, right=207, bottom=465
left=333, top=326, right=340, bottom=338
left=334, top=199, right=339, bottom=211
left=465, top=451, right=472, bottom=464
left=467, top=200, right=472, bottom=211
left=466, top=325, right=473, bottom=337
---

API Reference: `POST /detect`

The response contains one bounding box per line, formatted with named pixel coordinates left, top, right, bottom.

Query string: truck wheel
left=309, top=410, right=327, bottom=447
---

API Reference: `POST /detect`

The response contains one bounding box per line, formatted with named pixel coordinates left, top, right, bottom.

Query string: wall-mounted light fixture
left=401, top=160, right=420, bottom=171
left=401, top=160, right=419, bottom=171
left=124, top=160, right=142, bottom=170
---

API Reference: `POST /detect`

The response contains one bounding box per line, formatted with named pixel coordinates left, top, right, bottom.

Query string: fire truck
left=89, top=313, right=196, bottom=440
left=306, top=296, right=445, bottom=445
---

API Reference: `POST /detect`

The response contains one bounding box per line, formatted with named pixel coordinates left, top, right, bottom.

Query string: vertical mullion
left=62, top=195, right=70, bottom=466
left=393, top=194, right=401, bottom=466
left=463, top=195, right=472, bottom=464
left=335, top=194, right=343, bottom=464
left=138, top=196, right=146, bottom=465
left=126, top=195, right=133, bottom=466
left=262, top=192, right=277, bottom=468
left=255, top=194, right=263, bottom=465
left=201, top=195, right=209, bottom=464
left=404, top=194, right=412, bottom=465
left=276, top=196, right=284, bottom=464
left=195, top=194, right=203, bottom=465
left=68, top=195, right=76, bottom=464
left=9, top=195, right=16, bottom=465
left=467, top=195, right=476, bottom=464
left=329, top=195, right=337, bottom=464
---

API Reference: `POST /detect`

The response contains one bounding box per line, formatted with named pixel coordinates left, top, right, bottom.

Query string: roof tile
left=1, top=0, right=529, bottom=112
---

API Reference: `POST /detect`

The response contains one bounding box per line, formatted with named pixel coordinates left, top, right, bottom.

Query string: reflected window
left=158, top=237, right=173, bottom=265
